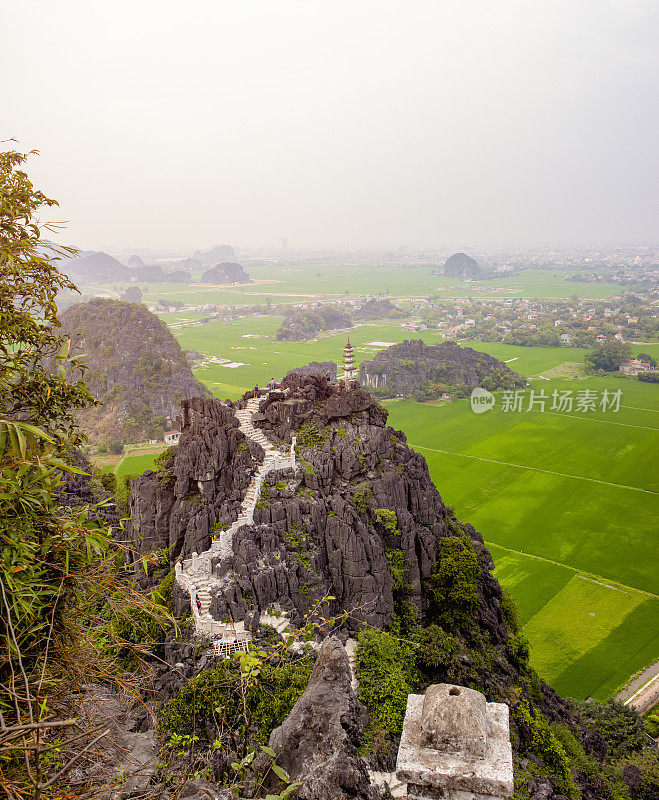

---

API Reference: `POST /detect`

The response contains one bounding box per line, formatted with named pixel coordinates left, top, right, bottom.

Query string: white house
left=164, top=430, right=181, bottom=445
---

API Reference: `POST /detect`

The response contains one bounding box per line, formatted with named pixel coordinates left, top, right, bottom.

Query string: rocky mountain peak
left=129, top=376, right=508, bottom=656
left=443, top=252, right=481, bottom=277
left=59, top=299, right=210, bottom=442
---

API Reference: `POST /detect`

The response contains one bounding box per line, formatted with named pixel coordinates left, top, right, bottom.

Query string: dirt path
left=617, top=660, right=659, bottom=713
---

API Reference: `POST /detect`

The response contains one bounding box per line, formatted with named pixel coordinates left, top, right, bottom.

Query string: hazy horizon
left=4, top=0, right=659, bottom=251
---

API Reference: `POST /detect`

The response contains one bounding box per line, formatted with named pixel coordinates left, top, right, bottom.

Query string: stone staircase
left=175, top=393, right=297, bottom=642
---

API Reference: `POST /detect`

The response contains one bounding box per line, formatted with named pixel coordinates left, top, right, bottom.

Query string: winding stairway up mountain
left=174, top=394, right=297, bottom=640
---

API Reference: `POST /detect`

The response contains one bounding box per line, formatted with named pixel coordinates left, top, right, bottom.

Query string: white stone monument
left=395, top=684, right=513, bottom=800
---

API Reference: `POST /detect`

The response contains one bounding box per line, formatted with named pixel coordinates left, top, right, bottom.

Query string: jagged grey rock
left=76, top=686, right=158, bottom=799
left=267, top=638, right=374, bottom=800
left=358, top=339, right=524, bottom=397
left=128, top=375, right=510, bottom=651
left=287, top=361, right=338, bottom=380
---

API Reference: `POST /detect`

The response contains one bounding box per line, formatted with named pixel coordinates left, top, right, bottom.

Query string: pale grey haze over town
left=3, top=0, right=658, bottom=251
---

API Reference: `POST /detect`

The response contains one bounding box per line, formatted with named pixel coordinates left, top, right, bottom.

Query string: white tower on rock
left=342, top=338, right=356, bottom=383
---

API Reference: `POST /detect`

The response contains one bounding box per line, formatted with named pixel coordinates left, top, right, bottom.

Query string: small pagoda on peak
left=341, top=338, right=358, bottom=385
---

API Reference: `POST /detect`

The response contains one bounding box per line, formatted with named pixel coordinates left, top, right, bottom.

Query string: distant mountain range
left=58, top=250, right=240, bottom=286
left=59, top=250, right=131, bottom=283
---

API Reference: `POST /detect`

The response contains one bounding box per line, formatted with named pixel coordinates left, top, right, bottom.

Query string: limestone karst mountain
left=443, top=251, right=481, bottom=277
left=59, top=299, right=210, bottom=442
left=200, top=262, right=251, bottom=284
left=359, top=339, right=525, bottom=400
left=276, top=305, right=353, bottom=341
left=130, top=373, right=545, bottom=696
left=59, top=249, right=131, bottom=283
left=131, top=263, right=165, bottom=282
left=194, top=244, right=236, bottom=265
left=353, top=297, right=404, bottom=320
left=167, top=269, right=191, bottom=283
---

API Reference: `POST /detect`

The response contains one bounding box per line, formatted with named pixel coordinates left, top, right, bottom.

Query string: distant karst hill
left=287, top=361, right=338, bottom=380
left=194, top=244, right=236, bottom=266
left=59, top=250, right=130, bottom=283
left=131, top=263, right=165, bottom=282
left=353, top=297, right=404, bottom=320
left=130, top=264, right=191, bottom=283
left=201, top=262, right=251, bottom=284
left=443, top=251, right=481, bottom=277
left=167, top=269, right=191, bottom=283
left=276, top=304, right=353, bottom=341
left=59, top=299, right=209, bottom=443
left=359, top=339, right=524, bottom=400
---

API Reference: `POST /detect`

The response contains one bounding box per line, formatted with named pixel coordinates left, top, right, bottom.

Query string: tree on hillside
left=120, top=285, right=143, bottom=303
left=0, top=149, right=95, bottom=437
left=585, top=339, right=632, bottom=372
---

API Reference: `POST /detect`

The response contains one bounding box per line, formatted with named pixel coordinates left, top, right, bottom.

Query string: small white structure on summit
left=396, top=683, right=513, bottom=800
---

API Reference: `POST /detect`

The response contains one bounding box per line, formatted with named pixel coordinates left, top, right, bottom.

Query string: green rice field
left=385, top=378, right=659, bottom=700
left=116, top=450, right=164, bottom=479
left=93, top=265, right=622, bottom=307
left=98, top=447, right=166, bottom=479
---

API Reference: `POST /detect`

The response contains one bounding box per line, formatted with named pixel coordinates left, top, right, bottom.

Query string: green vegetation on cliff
left=60, top=298, right=209, bottom=442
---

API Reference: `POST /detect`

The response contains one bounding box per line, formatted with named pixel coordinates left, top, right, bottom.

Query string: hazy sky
left=3, top=0, right=658, bottom=251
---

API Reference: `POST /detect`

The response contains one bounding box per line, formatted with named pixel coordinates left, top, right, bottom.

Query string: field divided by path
left=385, top=378, right=659, bottom=700
left=97, top=447, right=166, bottom=479
left=487, top=544, right=659, bottom=700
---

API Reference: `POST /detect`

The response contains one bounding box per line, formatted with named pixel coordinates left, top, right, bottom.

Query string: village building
left=619, top=359, right=654, bottom=376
